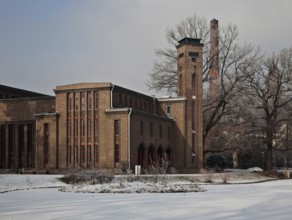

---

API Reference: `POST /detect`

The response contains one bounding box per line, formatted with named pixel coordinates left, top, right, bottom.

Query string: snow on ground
left=0, top=172, right=275, bottom=194
left=0, top=175, right=292, bottom=219
left=0, top=174, right=67, bottom=193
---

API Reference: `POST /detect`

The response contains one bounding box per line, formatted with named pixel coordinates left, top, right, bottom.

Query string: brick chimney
left=209, top=19, right=219, bottom=101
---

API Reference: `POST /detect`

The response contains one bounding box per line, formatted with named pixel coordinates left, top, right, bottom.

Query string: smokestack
left=209, top=19, right=219, bottom=101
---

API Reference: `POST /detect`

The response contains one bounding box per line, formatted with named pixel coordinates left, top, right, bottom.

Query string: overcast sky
left=1, top=0, right=292, bottom=96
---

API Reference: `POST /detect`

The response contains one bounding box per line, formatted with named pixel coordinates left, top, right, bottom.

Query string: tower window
left=166, top=105, right=171, bottom=114
left=189, top=52, right=199, bottom=57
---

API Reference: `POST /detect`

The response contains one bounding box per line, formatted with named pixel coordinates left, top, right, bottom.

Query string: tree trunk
left=232, top=148, right=238, bottom=168
left=265, top=144, right=273, bottom=171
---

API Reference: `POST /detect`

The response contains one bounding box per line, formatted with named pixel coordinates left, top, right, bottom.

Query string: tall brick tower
left=176, top=38, right=204, bottom=169
left=209, top=19, right=219, bottom=101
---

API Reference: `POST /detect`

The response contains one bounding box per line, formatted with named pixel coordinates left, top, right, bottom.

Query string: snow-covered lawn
left=0, top=174, right=292, bottom=219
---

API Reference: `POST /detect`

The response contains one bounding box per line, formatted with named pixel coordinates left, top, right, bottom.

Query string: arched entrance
left=157, top=145, right=164, bottom=162
left=166, top=146, right=171, bottom=161
left=137, top=143, right=145, bottom=167
left=148, top=144, right=155, bottom=166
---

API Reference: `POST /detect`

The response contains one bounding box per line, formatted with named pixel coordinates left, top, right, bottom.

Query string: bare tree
left=147, top=14, right=210, bottom=94
left=202, top=23, right=260, bottom=146
left=148, top=15, right=261, bottom=164
left=246, top=48, right=292, bottom=170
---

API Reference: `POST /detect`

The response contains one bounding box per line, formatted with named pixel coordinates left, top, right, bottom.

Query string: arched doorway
left=148, top=144, right=155, bottom=166
left=166, top=146, right=171, bottom=161
left=157, top=145, right=164, bottom=162
left=137, top=143, right=145, bottom=167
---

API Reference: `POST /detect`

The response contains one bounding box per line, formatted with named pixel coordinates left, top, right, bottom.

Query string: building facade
left=0, top=38, right=204, bottom=173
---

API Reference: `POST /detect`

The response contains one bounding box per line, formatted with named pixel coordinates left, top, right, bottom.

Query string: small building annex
left=0, top=38, right=203, bottom=173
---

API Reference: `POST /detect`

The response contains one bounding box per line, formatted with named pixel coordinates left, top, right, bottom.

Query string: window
left=67, top=145, right=72, bottom=164
left=74, top=118, right=78, bottom=137
left=87, top=145, right=92, bottom=163
left=125, top=96, right=128, bottom=105
left=8, top=125, right=14, bottom=168
left=114, top=120, right=120, bottom=164
left=94, top=117, right=98, bottom=137
left=140, top=121, right=143, bottom=136
left=135, top=99, right=138, bottom=108
left=166, top=105, right=171, bottom=114
left=87, top=118, right=91, bottom=138
left=68, top=93, right=73, bottom=111
left=94, top=91, right=98, bottom=109
left=119, top=94, right=122, bottom=104
left=80, top=117, right=85, bottom=137
left=94, top=144, right=99, bottom=164
left=74, top=145, right=78, bottom=164
left=74, top=93, right=79, bottom=110
left=68, top=119, right=72, bottom=137
left=87, top=92, right=92, bottom=110
left=0, top=125, right=6, bottom=169
left=81, top=92, right=85, bottom=111
left=81, top=145, right=85, bottom=163
left=44, top=123, right=50, bottom=165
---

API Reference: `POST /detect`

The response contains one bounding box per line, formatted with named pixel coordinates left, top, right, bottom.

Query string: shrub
left=219, top=173, right=230, bottom=184
left=201, top=169, right=216, bottom=183
left=60, top=169, right=114, bottom=185
left=205, top=153, right=229, bottom=171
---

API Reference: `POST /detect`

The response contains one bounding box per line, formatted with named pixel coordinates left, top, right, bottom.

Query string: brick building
left=0, top=37, right=203, bottom=173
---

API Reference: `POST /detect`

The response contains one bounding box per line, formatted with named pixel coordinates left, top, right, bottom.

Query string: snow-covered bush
left=220, top=173, right=230, bottom=184
left=144, top=153, right=174, bottom=184
left=201, top=169, right=216, bottom=183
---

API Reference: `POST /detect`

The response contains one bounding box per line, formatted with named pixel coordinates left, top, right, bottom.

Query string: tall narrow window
left=166, top=105, right=171, bottom=114
left=94, top=117, right=98, bottom=137
left=8, top=125, right=14, bottom=168
left=87, top=92, right=92, bottom=110
left=140, top=121, right=143, bottom=136
left=74, top=93, right=79, bottom=111
left=135, top=99, right=138, bottom=108
left=81, top=92, right=85, bottom=111
left=0, top=125, right=6, bottom=169
left=94, top=144, right=99, bottom=164
left=74, top=118, right=78, bottom=137
left=68, top=93, right=73, bottom=111
left=94, top=91, right=98, bottom=109
left=87, top=118, right=92, bottom=138
left=119, top=94, right=122, bottom=105
left=68, top=119, right=72, bottom=137
left=67, top=145, right=71, bottom=165
left=114, top=120, right=120, bottom=164
left=130, top=97, right=132, bottom=107
left=81, top=145, right=85, bottom=164
left=125, top=96, right=128, bottom=105
left=80, top=117, right=85, bottom=137
left=74, top=145, right=78, bottom=164
left=179, top=74, right=182, bottom=95
left=87, top=145, right=92, bottom=164
left=27, top=124, right=34, bottom=168
left=44, top=123, right=50, bottom=165
left=18, top=124, right=25, bottom=168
